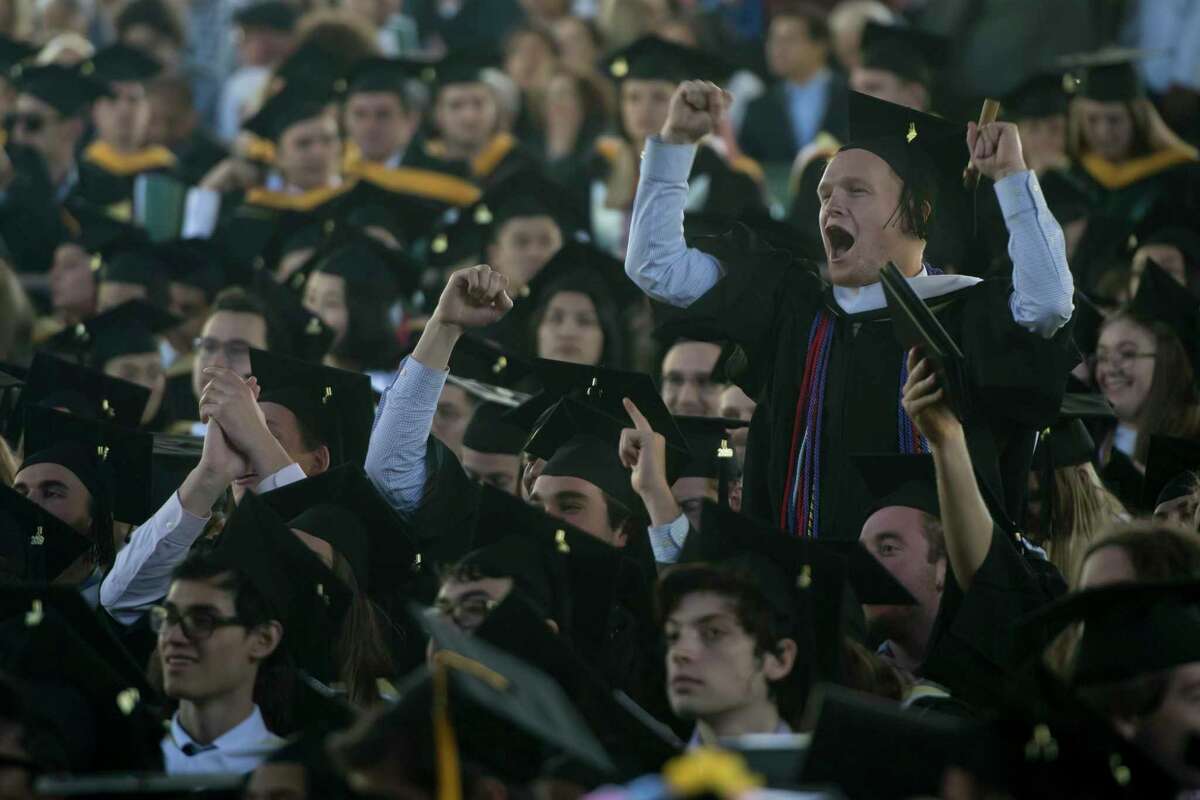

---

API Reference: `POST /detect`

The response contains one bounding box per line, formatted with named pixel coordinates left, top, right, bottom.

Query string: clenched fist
left=661, top=80, right=732, bottom=146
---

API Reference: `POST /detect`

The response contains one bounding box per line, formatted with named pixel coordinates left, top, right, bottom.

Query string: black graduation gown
left=401, top=131, right=540, bottom=188
left=653, top=223, right=1076, bottom=541
left=74, top=142, right=178, bottom=210
left=171, top=129, right=228, bottom=186
left=0, top=143, right=72, bottom=273
left=409, top=435, right=667, bottom=715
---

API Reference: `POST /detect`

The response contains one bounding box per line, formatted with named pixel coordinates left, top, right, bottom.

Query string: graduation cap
left=158, top=238, right=226, bottom=298
left=424, top=49, right=499, bottom=92
left=521, top=397, right=645, bottom=514
left=0, top=484, right=93, bottom=582
left=211, top=491, right=351, bottom=680
left=673, top=415, right=746, bottom=505
left=233, top=0, right=298, bottom=32
left=20, top=404, right=154, bottom=526
left=1015, top=580, right=1200, bottom=688
left=462, top=401, right=528, bottom=455
left=507, top=358, right=688, bottom=453
left=1060, top=47, right=1147, bottom=102
left=0, top=34, right=36, bottom=74
left=471, top=592, right=683, bottom=781
left=601, top=35, right=729, bottom=84
left=150, top=433, right=203, bottom=517
left=448, top=334, right=537, bottom=394
left=259, top=463, right=418, bottom=596
left=405, top=605, right=618, bottom=782
left=859, top=22, right=949, bottom=90
left=1033, top=394, right=1113, bottom=470
left=845, top=91, right=968, bottom=215
left=64, top=200, right=150, bottom=262
left=1141, top=435, right=1200, bottom=512
left=10, top=63, right=109, bottom=116
left=880, top=261, right=970, bottom=418
left=1128, top=259, right=1200, bottom=377
left=468, top=168, right=588, bottom=246
left=99, top=242, right=168, bottom=303
left=346, top=55, right=425, bottom=97
left=1141, top=226, right=1200, bottom=272
left=523, top=240, right=644, bottom=308
left=15, top=351, right=150, bottom=431
left=250, top=271, right=336, bottom=364
left=1004, top=70, right=1077, bottom=120
left=426, top=206, right=487, bottom=270
left=854, top=452, right=940, bottom=518
left=242, top=79, right=335, bottom=143
left=330, top=175, right=477, bottom=249
left=0, top=590, right=164, bottom=773
left=306, top=225, right=422, bottom=298
left=41, top=299, right=180, bottom=368
left=273, top=40, right=360, bottom=95
left=249, top=347, right=374, bottom=466
left=85, top=43, right=162, bottom=85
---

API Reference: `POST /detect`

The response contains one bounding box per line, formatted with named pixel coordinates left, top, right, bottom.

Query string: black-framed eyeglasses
left=427, top=596, right=500, bottom=630
left=1092, top=350, right=1158, bottom=370
left=3, top=112, right=47, bottom=133
left=149, top=604, right=246, bottom=640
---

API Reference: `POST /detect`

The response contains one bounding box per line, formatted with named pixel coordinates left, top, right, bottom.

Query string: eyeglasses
left=194, top=337, right=252, bottom=361
left=3, top=112, right=48, bottom=133
left=427, top=596, right=500, bottom=631
left=1093, top=350, right=1158, bottom=370
left=149, top=604, right=246, bottom=640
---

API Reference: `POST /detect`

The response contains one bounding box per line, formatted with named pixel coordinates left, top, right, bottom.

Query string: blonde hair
left=0, top=258, right=34, bottom=367
left=1042, top=462, right=1127, bottom=580
left=1067, top=96, right=1199, bottom=162
left=0, top=436, right=18, bottom=487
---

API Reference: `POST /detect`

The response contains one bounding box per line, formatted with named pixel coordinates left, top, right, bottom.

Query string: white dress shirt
left=162, top=705, right=285, bottom=775
left=101, top=464, right=308, bottom=625
left=625, top=137, right=1074, bottom=338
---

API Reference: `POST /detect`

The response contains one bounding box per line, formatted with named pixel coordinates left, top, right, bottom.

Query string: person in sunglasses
left=0, top=62, right=106, bottom=272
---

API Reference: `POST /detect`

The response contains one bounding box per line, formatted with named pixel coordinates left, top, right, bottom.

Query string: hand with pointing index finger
left=619, top=397, right=671, bottom=499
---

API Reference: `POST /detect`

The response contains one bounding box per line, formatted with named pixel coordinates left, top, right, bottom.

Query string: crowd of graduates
left=1, top=0, right=1200, bottom=797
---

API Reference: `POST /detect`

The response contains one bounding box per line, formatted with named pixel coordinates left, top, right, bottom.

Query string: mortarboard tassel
left=431, top=650, right=510, bottom=800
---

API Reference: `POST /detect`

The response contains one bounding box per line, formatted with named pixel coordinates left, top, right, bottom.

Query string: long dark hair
left=330, top=552, right=395, bottom=708
left=527, top=270, right=627, bottom=368
left=319, top=264, right=404, bottom=372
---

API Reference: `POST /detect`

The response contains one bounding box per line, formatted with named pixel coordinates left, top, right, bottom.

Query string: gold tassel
left=431, top=651, right=510, bottom=800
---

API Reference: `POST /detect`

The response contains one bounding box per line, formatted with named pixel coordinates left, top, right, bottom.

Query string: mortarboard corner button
left=431, top=234, right=448, bottom=254
left=906, top=122, right=918, bottom=143
left=412, top=552, right=422, bottom=572
left=492, top=356, right=507, bottom=374
left=610, top=57, right=628, bottom=78
left=555, top=530, right=570, bottom=554
left=89, top=254, right=103, bottom=272
left=305, top=316, right=323, bottom=335
left=1109, top=754, right=1131, bottom=786
left=24, top=599, right=43, bottom=627
left=1024, top=723, right=1059, bottom=762
left=29, top=525, right=44, bottom=547
left=474, top=205, right=493, bottom=226
left=81, top=61, right=94, bottom=76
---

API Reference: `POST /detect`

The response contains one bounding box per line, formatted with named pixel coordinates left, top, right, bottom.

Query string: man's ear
left=921, top=199, right=933, bottom=225
left=248, top=620, right=284, bottom=661
left=312, top=444, right=331, bottom=475
left=935, top=556, right=947, bottom=594
left=763, top=637, right=798, bottom=682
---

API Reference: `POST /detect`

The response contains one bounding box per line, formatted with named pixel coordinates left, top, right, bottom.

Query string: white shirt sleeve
left=994, top=170, right=1075, bottom=339
left=624, top=137, right=724, bottom=308
left=100, top=464, right=306, bottom=625
left=647, top=513, right=691, bottom=565
left=364, top=355, right=448, bottom=515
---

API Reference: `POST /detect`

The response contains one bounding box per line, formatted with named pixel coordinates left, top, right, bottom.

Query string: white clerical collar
left=169, top=705, right=274, bottom=755
left=831, top=265, right=981, bottom=315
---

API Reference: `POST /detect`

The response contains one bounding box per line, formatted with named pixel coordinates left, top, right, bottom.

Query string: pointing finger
left=623, top=396, right=652, bottom=432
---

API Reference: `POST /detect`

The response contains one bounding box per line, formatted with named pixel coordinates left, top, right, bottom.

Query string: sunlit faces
left=92, top=80, right=150, bottom=151
left=1076, top=97, right=1136, bottom=162
left=1095, top=317, right=1157, bottom=422
left=849, top=66, right=927, bottom=111
left=461, top=448, right=522, bottom=496
left=191, top=310, right=268, bottom=401
left=432, top=383, right=475, bottom=458
left=487, top=216, right=563, bottom=291
left=858, top=506, right=945, bottom=642
left=536, top=290, right=604, bottom=365
left=274, top=114, right=341, bottom=191
left=157, top=577, right=280, bottom=702
left=661, top=341, right=722, bottom=416
left=664, top=591, right=793, bottom=722
left=434, top=83, right=499, bottom=155
left=12, top=462, right=93, bottom=536
left=817, top=148, right=916, bottom=287
left=303, top=271, right=349, bottom=347
left=104, top=352, right=165, bottom=425
left=619, top=78, right=674, bottom=144
left=528, top=473, right=626, bottom=546
left=344, top=91, right=412, bottom=164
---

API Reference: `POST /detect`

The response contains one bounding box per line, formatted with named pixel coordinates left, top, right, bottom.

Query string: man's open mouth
left=826, top=224, right=856, bottom=260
